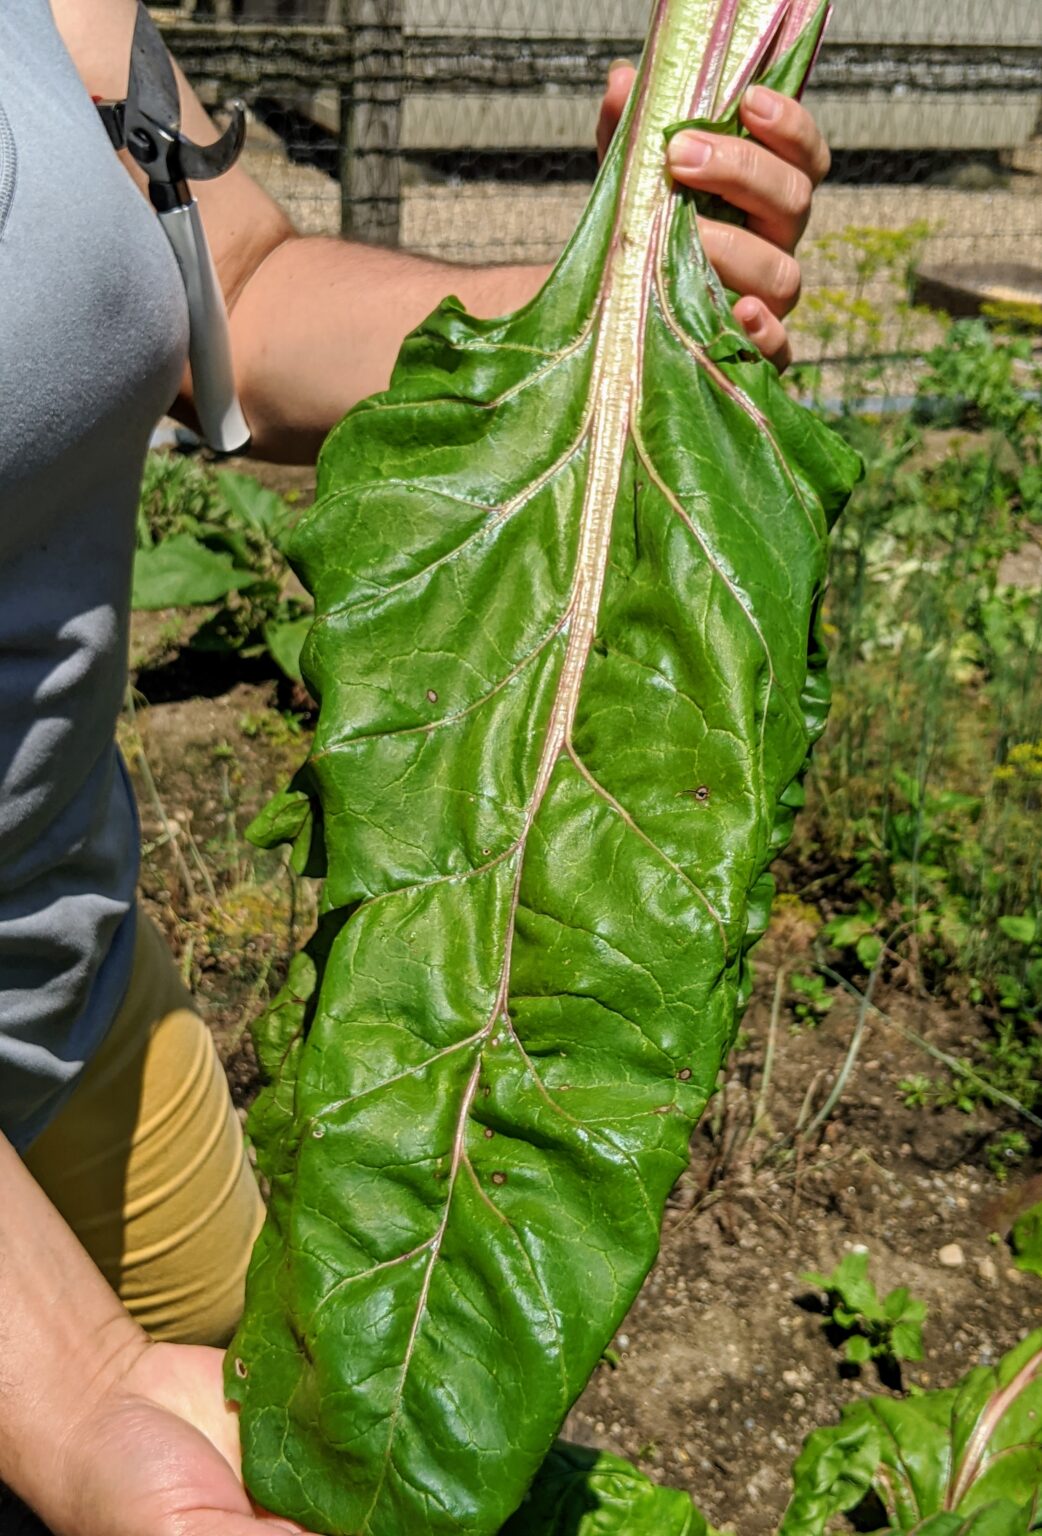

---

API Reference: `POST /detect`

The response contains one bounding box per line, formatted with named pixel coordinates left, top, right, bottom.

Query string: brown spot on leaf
left=483, top=1127, right=495, bottom=1140
left=678, top=1068, right=693, bottom=1082
left=427, top=689, right=438, bottom=703
left=234, top=1357, right=248, bottom=1379
left=492, top=1171, right=507, bottom=1186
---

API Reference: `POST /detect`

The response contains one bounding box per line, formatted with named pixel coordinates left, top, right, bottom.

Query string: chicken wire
left=158, top=0, right=1042, bottom=370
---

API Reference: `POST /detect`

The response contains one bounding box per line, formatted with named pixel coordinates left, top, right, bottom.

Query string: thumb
left=187, top=1516, right=314, bottom=1536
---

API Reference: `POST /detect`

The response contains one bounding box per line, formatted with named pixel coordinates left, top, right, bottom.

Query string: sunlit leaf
left=227, top=3, right=858, bottom=1533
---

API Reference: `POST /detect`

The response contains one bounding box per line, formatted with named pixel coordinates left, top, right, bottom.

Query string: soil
left=5, top=472, right=1040, bottom=1536
left=563, top=956, right=1042, bottom=1533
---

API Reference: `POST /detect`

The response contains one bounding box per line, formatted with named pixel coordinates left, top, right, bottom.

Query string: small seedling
left=790, top=971, right=834, bottom=1026
left=803, top=1250, right=927, bottom=1368
left=985, top=1129, right=1030, bottom=1182
left=898, top=1073, right=940, bottom=1110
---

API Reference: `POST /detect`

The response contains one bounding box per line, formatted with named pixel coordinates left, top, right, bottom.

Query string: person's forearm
left=0, top=1134, right=148, bottom=1525
left=230, top=235, right=551, bottom=464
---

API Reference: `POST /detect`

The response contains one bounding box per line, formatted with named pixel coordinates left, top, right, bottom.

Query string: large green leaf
left=130, top=532, right=253, bottom=609
left=228, top=2, right=860, bottom=1532
left=216, top=468, right=298, bottom=551
left=780, top=1331, right=1042, bottom=1536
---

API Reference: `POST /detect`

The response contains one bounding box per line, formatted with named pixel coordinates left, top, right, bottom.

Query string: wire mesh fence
left=158, top=0, right=1042, bottom=377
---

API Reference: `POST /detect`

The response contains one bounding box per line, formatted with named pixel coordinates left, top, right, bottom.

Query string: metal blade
left=127, top=0, right=180, bottom=135
left=178, top=104, right=248, bottom=181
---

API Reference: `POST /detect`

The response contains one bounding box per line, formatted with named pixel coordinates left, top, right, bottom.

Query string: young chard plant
left=780, top=1331, right=1042, bottom=1536
left=227, top=1, right=859, bottom=1531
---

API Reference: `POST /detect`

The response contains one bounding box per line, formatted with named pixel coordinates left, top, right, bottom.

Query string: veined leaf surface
left=228, top=2, right=860, bottom=1531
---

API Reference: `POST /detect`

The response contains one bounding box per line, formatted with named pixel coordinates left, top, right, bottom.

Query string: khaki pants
left=24, top=912, right=265, bottom=1346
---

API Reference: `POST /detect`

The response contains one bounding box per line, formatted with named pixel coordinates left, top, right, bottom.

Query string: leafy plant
left=133, top=455, right=311, bottom=680
left=502, top=1443, right=708, bottom=1535
left=789, top=296, right=1042, bottom=1120
left=225, top=2, right=858, bottom=1533
left=1010, top=1201, right=1042, bottom=1278
left=779, top=1330, right=1042, bottom=1536
left=790, top=970, right=834, bottom=1025
left=899, top=1074, right=934, bottom=1110
left=985, top=1130, right=1031, bottom=1183
left=803, top=1251, right=927, bottom=1368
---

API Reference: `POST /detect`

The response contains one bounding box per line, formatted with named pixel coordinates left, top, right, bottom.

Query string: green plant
left=133, top=456, right=312, bottom=680
left=1011, top=1201, right=1042, bottom=1278
left=791, top=219, right=934, bottom=406
left=224, top=4, right=858, bottom=1533
left=522, top=1330, right=1042, bottom=1536
left=502, top=1444, right=705, bottom=1534
left=803, top=1250, right=927, bottom=1368
left=780, top=1331, right=1042, bottom=1536
left=790, top=970, right=834, bottom=1025
left=790, top=306, right=1042, bottom=1122
left=986, top=1130, right=1031, bottom=1182
left=899, top=1073, right=934, bottom=1110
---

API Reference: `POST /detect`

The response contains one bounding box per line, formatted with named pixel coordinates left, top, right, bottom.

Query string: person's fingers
left=186, top=1516, right=310, bottom=1536
left=698, top=217, right=802, bottom=318
left=596, top=61, right=636, bottom=162
left=740, top=85, right=832, bottom=186
left=733, top=295, right=793, bottom=373
left=668, top=129, right=814, bottom=252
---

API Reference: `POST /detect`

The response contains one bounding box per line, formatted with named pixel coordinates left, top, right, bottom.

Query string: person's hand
left=42, top=1341, right=316, bottom=1536
left=597, top=66, right=832, bottom=371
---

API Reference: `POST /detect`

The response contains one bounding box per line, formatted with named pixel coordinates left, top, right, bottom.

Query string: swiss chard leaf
left=228, top=2, right=859, bottom=1533
left=502, top=1442, right=707, bottom=1535
left=780, top=1331, right=1042, bottom=1536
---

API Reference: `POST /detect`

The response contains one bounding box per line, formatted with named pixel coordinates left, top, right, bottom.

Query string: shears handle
left=158, top=199, right=251, bottom=455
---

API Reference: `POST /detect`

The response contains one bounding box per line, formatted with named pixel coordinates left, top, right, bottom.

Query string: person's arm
left=53, top=0, right=830, bottom=464
left=0, top=1132, right=312, bottom=1536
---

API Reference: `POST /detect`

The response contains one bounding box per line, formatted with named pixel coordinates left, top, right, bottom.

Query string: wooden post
left=340, top=0, right=404, bottom=246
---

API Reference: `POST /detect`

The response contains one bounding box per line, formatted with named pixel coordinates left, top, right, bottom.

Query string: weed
left=985, top=1129, right=1031, bottom=1182
left=898, top=1074, right=933, bottom=1111
left=803, top=1250, right=927, bottom=1369
left=789, top=971, right=834, bottom=1026
left=134, top=454, right=312, bottom=682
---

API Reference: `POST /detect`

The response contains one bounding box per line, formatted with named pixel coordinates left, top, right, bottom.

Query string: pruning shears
left=96, top=1, right=251, bottom=454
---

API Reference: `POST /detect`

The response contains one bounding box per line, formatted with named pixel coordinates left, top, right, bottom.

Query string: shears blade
left=128, top=1, right=181, bottom=139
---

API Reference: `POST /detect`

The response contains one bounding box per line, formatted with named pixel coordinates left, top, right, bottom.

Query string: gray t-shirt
left=0, top=0, right=189, bottom=1148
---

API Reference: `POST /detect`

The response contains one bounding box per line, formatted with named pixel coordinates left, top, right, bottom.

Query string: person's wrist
left=6, top=1322, right=150, bottom=1536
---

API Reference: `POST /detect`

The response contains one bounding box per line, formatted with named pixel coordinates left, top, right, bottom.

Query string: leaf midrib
left=357, top=1, right=777, bottom=1522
